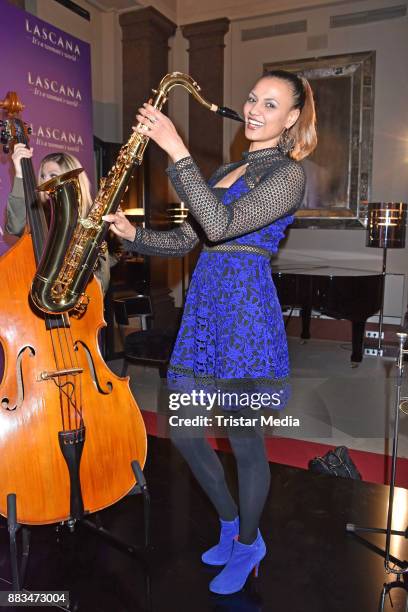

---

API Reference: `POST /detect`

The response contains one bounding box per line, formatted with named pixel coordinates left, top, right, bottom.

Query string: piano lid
left=272, top=260, right=382, bottom=277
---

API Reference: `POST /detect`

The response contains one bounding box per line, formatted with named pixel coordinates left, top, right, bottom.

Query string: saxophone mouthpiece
left=216, top=106, right=245, bottom=123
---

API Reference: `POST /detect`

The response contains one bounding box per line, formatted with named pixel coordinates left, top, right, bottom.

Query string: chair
left=112, top=295, right=176, bottom=378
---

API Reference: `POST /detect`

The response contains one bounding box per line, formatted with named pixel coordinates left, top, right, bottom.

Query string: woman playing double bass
left=6, top=144, right=121, bottom=294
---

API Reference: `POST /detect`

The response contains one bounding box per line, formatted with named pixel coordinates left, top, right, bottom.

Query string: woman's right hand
left=12, top=143, right=33, bottom=178
left=102, top=211, right=136, bottom=242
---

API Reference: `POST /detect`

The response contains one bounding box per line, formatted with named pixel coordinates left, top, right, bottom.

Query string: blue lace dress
left=166, top=176, right=294, bottom=408
left=124, top=147, right=305, bottom=411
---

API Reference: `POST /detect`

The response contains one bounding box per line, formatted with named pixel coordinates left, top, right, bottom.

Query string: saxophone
left=30, top=72, right=244, bottom=314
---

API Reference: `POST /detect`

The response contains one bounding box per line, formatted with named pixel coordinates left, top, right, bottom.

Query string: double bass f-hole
left=1, top=345, right=35, bottom=411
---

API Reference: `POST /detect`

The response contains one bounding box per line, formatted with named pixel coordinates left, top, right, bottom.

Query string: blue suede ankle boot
left=201, top=516, right=240, bottom=566
left=209, top=530, right=266, bottom=595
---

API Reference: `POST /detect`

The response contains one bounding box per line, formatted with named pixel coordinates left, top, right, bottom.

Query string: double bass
left=0, top=92, right=147, bottom=525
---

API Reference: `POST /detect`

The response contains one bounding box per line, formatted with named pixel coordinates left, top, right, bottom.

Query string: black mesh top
left=123, top=146, right=305, bottom=257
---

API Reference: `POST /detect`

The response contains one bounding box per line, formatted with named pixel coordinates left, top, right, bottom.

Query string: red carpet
left=142, top=409, right=408, bottom=489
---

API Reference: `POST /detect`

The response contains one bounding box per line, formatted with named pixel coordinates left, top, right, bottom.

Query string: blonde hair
left=263, top=70, right=317, bottom=161
left=38, top=152, right=93, bottom=217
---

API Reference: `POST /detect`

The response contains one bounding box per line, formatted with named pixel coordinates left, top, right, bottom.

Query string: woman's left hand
left=134, top=103, right=190, bottom=163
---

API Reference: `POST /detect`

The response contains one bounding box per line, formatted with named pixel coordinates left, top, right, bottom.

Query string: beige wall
left=25, top=0, right=408, bottom=318
left=137, top=0, right=177, bottom=23
left=220, top=0, right=408, bottom=322
left=170, top=0, right=408, bottom=318
left=177, top=0, right=363, bottom=25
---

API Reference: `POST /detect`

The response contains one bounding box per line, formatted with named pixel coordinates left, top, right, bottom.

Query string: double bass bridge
left=38, top=367, right=84, bottom=381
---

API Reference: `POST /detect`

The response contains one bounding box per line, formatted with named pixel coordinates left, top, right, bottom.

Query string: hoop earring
left=278, top=128, right=295, bottom=155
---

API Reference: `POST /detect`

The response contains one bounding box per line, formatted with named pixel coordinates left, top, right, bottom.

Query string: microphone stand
left=346, top=332, right=408, bottom=611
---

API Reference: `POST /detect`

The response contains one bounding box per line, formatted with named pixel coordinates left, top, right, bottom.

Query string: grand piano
left=271, top=262, right=383, bottom=363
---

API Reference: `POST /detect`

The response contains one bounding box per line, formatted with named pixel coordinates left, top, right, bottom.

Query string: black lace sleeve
left=166, top=156, right=305, bottom=242
left=123, top=217, right=199, bottom=257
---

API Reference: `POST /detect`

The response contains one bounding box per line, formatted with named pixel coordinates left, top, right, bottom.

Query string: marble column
left=119, top=7, right=177, bottom=328
left=182, top=18, right=230, bottom=178
left=120, top=7, right=176, bottom=222
left=181, top=18, right=230, bottom=275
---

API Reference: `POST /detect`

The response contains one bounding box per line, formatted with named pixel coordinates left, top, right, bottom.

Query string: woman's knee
left=228, top=431, right=268, bottom=465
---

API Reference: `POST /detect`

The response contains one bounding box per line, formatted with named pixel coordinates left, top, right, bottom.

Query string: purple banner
left=0, top=0, right=94, bottom=255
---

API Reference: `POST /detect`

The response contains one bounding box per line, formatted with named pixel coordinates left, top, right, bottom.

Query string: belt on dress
left=202, top=243, right=272, bottom=259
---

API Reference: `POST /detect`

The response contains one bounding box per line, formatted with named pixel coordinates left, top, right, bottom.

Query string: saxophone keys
left=72, top=294, right=90, bottom=318
left=79, top=217, right=95, bottom=230
left=98, top=241, right=108, bottom=257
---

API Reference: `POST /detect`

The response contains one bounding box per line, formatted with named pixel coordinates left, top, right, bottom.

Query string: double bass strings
left=22, top=150, right=83, bottom=433
left=50, top=320, right=83, bottom=432
left=66, top=323, right=83, bottom=431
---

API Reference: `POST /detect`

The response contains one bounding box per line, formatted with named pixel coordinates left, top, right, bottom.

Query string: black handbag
left=308, top=446, right=362, bottom=480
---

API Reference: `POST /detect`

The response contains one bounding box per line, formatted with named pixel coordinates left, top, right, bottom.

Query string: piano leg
left=351, top=321, right=365, bottom=363
left=300, top=306, right=312, bottom=341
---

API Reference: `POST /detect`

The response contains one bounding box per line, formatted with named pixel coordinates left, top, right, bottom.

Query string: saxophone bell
left=31, top=168, right=84, bottom=314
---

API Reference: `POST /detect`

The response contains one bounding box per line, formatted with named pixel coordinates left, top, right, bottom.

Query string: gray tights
left=171, top=416, right=270, bottom=545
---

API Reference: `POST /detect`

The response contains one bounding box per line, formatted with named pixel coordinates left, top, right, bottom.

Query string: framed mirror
left=264, top=51, right=375, bottom=228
